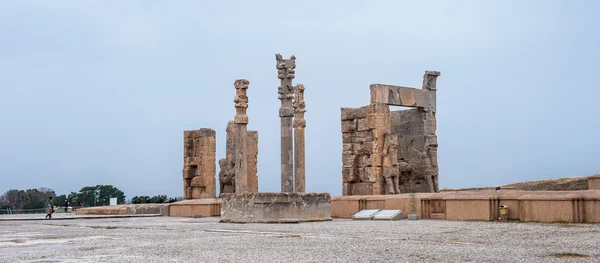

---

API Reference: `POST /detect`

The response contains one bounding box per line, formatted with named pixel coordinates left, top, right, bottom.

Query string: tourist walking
left=45, top=197, right=54, bottom=219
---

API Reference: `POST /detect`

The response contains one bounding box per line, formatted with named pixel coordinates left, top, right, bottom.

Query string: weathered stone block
left=182, top=167, right=195, bottom=179
left=169, top=199, right=222, bottom=218
left=341, top=107, right=368, bottom=120
left=353, top=131, right=373, bottom=143
left=342, top=154, right=356, bottom=168
left=351, top=143, right=361, bottom=154
left=356, top=167, right=366, bottom=181
left=191, top=188, right=203, bottom=199
left=341, top=120, right=357, bottom=133
left=342, top=133, right=354, bottom=143
left=342, top=168, right=357, bottom=182
left=342, top=183, right=352, bottom=196
left=350, top=183, right=373, bottom=195
left=370, top=84, right=434, bottom=110
left=356, top=118, right=369, bottom=131
left=358, top=155, right=370, bottom=167
left=220, top=192, right=332, bottom=223
left=183, top=157, right=199, bottom=166
left=360, top=142, right=373, bottom=155
left=190, top=176, right=206, bottom=187
left=183, top=128, right=216, bottom=199
left=342, top=143, right=353, bottom=153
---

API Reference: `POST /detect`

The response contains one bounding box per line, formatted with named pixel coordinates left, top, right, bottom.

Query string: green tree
left=77, top=185, right=126, bottom=206
left=131, top=196, right=150, bottom=204
left=22, top=199, right=45, bottom=210
left=149, top=195, right=167, bottom=203
left=54, top=194, right=67, bottom=206
left=67, top=192, right=80, bottom=204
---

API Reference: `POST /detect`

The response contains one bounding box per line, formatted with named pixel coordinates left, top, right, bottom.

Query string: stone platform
left=168, top=198, right=222, bottom=218
left=220, top=192, right=332, bottom=223
left=74, top=199, right=221, bottom=218
left=331, top=190, right=600, bottom=223
left=76, top=203, right=170, bottom=216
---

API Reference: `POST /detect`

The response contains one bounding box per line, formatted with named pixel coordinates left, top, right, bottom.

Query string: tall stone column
left=293, top=84, right=306, bottom=192
left=233, top=79, right=250, bottom=193
left=276, top=54, right=296, bottom=193
left=422, top=70, right=440, bottom=192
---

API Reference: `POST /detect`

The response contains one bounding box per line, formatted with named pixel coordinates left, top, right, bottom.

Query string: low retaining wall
left=332, top=190, right=600, bottom=223
left=168, top=199, right=221, bottom=218
left=220, top=192, right=332, bottom=223
left=76, top=204, right=169, bottom=216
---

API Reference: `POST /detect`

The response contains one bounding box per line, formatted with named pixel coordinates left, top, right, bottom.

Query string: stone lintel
left=370, top=84, right=436, bottom=112
left=341, top=106, right=368, bottom=120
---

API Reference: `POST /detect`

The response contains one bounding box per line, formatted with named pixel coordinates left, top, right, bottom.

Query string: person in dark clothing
left=64, top=200, right=69, bottom=213
left=45, top=197, right=54, bottom=219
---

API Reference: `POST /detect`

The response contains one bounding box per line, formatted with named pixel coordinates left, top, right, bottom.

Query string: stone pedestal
left=220, top=192, right=332, bottom=223
left=169, top=199, right=222, bottom=218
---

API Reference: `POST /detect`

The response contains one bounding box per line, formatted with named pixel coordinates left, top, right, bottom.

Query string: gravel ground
left=0, top=216, right=599, bottom=263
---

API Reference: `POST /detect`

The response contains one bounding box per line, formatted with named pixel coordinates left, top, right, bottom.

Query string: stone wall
left=340, top=71, right=440, bottom=196
left=183, top=129, right=216, bottom=199
left=331, top=190, right=600, bottom=223
left=341, top=106, right=375, bottom=196
left=390, top=109, right=439, bottom=193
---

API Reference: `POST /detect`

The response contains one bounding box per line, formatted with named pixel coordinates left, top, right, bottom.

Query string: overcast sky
left=1, top=1, right=598, bottom=198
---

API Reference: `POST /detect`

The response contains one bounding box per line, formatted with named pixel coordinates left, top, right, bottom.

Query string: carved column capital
left=234, top=79, right=249, bottom=124
left=422, top=71, right=441, bottom=91
left=276, top=54, right=296, bottom=80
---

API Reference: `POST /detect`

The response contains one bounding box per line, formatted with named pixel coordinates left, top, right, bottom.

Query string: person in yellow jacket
left=45, top=197, right=54, bottom=219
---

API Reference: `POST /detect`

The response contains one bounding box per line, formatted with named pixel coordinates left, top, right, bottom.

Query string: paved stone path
left=1, top=217, right=599, bottom=262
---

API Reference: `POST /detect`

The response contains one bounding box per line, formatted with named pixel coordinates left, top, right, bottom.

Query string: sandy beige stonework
left=341, top=71, right=440, bottom=196
left=182, top=129, right=216, bottom=199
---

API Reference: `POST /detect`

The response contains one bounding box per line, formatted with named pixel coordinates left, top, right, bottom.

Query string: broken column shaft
left=293, top=84, right=306, bottom=192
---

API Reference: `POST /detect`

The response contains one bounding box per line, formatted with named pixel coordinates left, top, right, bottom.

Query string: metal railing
left=1, top=206, right=77, bottom=215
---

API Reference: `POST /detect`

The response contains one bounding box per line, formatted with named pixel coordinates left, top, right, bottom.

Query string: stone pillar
left=247, top=130, right=259, bottom=192
left=293, top=84, right=306, bottom=192
left=233, top=79, right=249, bottom=193
left=183, top=129, right=216, bottom=199
left=276, top=54, right=296, bottom=193
left=366, top=102, right=391, bottom=195
left=422, top=71, right=440, bottom=193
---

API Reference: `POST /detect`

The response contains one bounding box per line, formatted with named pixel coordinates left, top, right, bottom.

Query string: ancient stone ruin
left=276, top=54, right=307, bottom=193
left=220, top=54, right=331, bottom=223
left=341, top=71, right=441, bottom=195
left=182, top=129, right=216, bottom=199
left=218, top=80, right=259, bottom=196
left=182, top=79, right=259, bottom=200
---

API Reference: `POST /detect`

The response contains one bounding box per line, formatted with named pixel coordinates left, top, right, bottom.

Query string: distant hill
left=441, top=175, right=596, bottom=192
